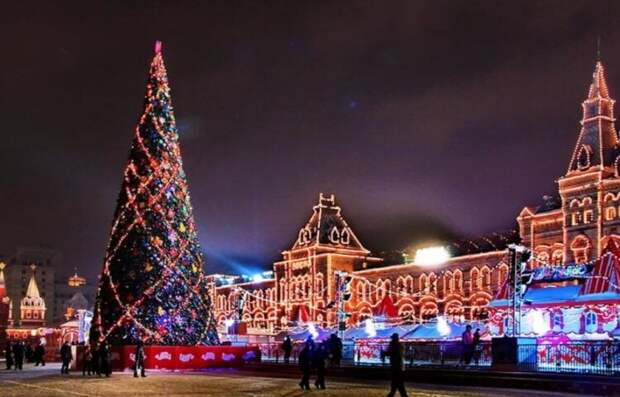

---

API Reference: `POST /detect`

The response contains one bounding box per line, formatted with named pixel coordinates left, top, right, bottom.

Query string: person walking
left=313, top=342, right=328, bottom=390
left=282, top=335, right=293, bottom=364
left=384, top=333, right=408, bottom=397
left=34, top=343, right=46, bottom=366
left=4, top=341, right=13, bottom=370
left=25, top=343, right=33, bottom=363
left=133, top=339, right=146, bottom=378
left=98, top=343, right=111, bottom=377
left=60, top=341, right=72, bottom=374
left=13, top=341, right=24, bottom=370
left=328, top=333, right=342, bottom=367
left=472, top=328, right=481, bottom=365
left=82, top=346, right=94, bottom=376
left=461, top=325, right=474, bottom=365
left=298, top=338, right=314, bottom=390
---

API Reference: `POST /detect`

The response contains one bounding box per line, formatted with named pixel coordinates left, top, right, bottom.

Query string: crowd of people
left=79, top=342, right=113, bottom=377
left=2, top=339, right=127, bottom=377
left=282, top=332, right=408, bottom=395
left=280, top=333, right=343, bottom=390
left=4, top=340, right=47, bottom=370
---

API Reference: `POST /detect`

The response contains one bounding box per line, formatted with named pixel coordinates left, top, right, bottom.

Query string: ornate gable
left=290, top=193, right=369, bottom=253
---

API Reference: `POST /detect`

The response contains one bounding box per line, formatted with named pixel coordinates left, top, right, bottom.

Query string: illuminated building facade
left=488, top=62, right=620, bottom=338
left=207, top=61, right=620, bottom=340
left=207, top=194, right=513, bottom=335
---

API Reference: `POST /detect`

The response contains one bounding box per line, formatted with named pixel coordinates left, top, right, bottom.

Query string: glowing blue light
left=364, top=319, right=377, bottom=337
left=437, top=316, right=450, bottom=337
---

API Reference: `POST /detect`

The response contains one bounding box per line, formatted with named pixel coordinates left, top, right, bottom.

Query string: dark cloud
left=1, top=1, right=619, bottom=277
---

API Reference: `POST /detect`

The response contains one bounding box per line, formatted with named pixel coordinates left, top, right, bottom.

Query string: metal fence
left=517, top=342, right=620, bottom=375
left=254, top=341, right=620, bottom=375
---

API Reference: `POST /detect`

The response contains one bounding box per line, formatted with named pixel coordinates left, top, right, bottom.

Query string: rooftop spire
left=566, top=60, right=618, bottom=174
left=588, top=61, right=610, bottom=99
left=26, top=265, right=41, bottom=298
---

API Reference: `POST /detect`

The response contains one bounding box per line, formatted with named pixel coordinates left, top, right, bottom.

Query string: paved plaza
left=0, top=363, right=596, bottom=397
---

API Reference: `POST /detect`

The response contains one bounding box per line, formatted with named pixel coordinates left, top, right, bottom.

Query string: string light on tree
left=90, top=41, right=219, bottom=346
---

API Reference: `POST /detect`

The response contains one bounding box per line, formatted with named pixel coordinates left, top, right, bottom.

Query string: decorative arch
left=577, top=144, right=592, bottom=170
left=481, top=266, right=491, bottom=290
left=340, top=228, right=351, bottom=245
left=470, top=267, right=480, bottom=291
left=444, top=271, right=454, bottom=294
left=497, top=262, right=509, bottom=288
left=453, top=270, right=463, bottom=291
left=570, top=235, right=592, bottom=263
left=329, top=226, right=340, bottom=244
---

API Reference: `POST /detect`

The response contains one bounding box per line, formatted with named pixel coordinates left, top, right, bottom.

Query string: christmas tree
left=90, top=42, right=219, bottom=346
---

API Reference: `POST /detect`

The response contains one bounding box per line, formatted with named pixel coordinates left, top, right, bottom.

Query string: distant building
left=4, top=247, right=59, bottom=324
left=54, top=270, right=93, bottom=323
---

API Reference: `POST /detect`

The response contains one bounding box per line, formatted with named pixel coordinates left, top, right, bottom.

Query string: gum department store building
left=206, top=61, right=620, bottom=338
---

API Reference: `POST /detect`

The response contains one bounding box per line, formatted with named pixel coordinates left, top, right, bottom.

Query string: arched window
left=419, top=274, right=428, bottom=292
left=375, top=279, right=384, bottom=301
left=481, top=267, right=491, bottom=289
left=570, top=199, right=580, bottom=226
left=384, top=279, right=392, bottom=298
left=551, top=250, right=563, bottom=265
left=606, top=206, right=617, bottom=221
left=571, top=235, right=592, bottom=263
left=357, top=281, right=366, bottom=301
left=497, top=263, right=508, bottom=287
left=428, top=273, right=437, bottom=294
left=405, top=276, right=414, bottom=294
left=536, top=252, right=549, bottom=268
left=454, top=270, right=463, bottom=291
left=470, top=268, right=480, bottom=291
left=444, top=271, right=454, bottom=294
left=315, top=274, right=324, bottom=295
left=583, top=209, right=594, bottom=224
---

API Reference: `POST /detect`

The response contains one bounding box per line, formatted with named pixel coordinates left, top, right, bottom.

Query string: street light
left=414, top=246, right=451, bottom=267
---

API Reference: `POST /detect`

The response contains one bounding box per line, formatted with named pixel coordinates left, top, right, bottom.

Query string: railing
left=254, top=341, right=492, bottom=367
left=253, top=341, right=620, bottom=375
left=517, top=342, right=620, bottom=375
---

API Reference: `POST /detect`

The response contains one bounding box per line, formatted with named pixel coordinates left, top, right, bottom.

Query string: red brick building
left=207, top=194, right=512, bottom=335
left=207, top=61, right=620, bottom=340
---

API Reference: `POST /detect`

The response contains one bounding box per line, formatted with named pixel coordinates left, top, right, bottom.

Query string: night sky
left=2, top=1, right=619, bottom=279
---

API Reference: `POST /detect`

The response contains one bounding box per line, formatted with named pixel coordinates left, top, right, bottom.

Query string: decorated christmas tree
left=90, top=42, right=219, bottom=346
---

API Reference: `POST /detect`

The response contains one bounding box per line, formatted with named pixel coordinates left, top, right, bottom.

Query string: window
left=583, top=209, right=594, bottom=224
left=571, top=212, right=580, bottom=226
left=454, top=271, right=463, bottom=291
left=606, top=207, right=617, bottom=221
left=470, top=268, right=480, bottom=291
left=585, top=312, right=598, bottom=333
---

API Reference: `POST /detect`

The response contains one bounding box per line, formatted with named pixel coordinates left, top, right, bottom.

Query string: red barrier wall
left=108, top=345, right=260, bottom=371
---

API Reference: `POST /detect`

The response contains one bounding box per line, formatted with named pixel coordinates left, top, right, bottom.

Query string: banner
left=110, top=345, right=260, bottom=371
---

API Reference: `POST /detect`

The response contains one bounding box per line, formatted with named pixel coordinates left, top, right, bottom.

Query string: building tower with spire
left=19, top=264, right=46, bottom=327
left=519, top=60, right=620, bottom=265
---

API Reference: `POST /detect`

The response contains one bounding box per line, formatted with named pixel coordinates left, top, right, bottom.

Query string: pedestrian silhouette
left=384, top=333, right=408, bottom=397
left=298, top=337, right=314, bottom=390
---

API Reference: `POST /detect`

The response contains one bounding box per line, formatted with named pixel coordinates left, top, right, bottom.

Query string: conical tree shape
left=91, top=42, right=219, bottom=346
